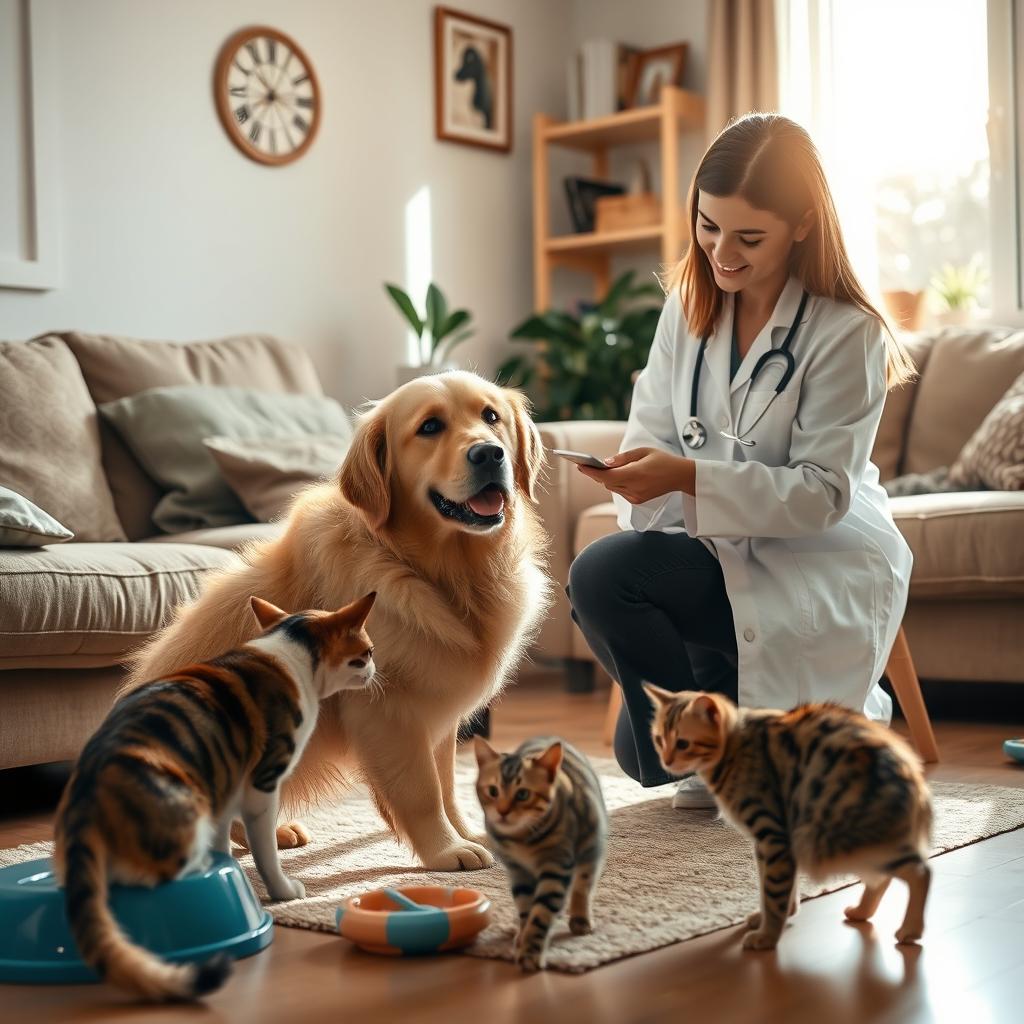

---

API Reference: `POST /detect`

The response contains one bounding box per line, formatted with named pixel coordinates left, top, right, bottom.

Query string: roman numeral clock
left=214, top=26, right=321, bottom=165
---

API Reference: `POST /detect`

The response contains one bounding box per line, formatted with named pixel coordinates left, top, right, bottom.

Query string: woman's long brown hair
left=665, top=113, right=914, bottom=388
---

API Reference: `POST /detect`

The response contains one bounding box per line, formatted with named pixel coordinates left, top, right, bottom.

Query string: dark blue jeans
left=567, top=530, right=738, bottom=787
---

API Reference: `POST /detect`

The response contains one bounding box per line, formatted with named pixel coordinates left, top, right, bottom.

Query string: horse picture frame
left=434, top=6, right=512, bottom=153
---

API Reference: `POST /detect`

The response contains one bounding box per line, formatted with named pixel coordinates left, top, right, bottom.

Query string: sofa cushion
left=60, top=331, right=325, bottom=540
left=0, top=542, right=238, bottom=670
left=0, top=485, right=74, bottom=547
left=142, top=522, right=284, bottom=550
left=948, top=370, right=1024, bottom=491
left=903, top=326, right=1024, bottom=475
left=870, top=332, right=934, bottom=481
left=890, top=490, right=1024, bottom=598
left=574, top=494, right=1024, bottom=601
left=99, top=386, right=351, bottom=532
left=0, top=337, right=126, bottom=542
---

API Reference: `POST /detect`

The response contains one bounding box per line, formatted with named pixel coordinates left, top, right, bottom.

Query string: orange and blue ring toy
left=336, top=886, right=490, bottom=955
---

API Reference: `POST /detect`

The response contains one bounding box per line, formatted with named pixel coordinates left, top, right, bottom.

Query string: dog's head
left=338, top=371, right=544, bottom=537
left=454, top=46, right=483, bottom=81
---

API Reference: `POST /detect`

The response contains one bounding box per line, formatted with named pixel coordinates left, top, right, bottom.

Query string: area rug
left=5, top=758, right=1024, bottom=973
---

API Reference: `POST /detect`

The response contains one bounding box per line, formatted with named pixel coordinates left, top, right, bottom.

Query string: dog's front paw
left=276, top=822, right=311, bottom=849
left=422, top=840, right=494, bottom=871
left=895, top=924, right=923, bottom=945
left=269, top=876, right=306, bottom=901
left=742, top=929, right=779, bottom=951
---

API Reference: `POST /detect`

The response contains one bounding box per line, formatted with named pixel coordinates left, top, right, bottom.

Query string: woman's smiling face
left=695, top=191, right=810, bottom=295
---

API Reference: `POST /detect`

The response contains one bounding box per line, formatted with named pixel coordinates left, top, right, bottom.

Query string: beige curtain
left=705, top=0, right=779, bottom=141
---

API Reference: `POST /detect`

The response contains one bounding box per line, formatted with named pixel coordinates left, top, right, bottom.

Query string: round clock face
left=214, top=26, right=321, bottom=166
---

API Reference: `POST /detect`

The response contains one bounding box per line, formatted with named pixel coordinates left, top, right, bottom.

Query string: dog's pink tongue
left=467, top=487, right=504, bottom=516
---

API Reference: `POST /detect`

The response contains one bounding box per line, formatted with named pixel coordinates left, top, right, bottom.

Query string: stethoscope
left=681, top=290, right=810, bottom=449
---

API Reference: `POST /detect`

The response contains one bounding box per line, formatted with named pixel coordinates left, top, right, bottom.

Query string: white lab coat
left=614, top=275, right=912, bottom=722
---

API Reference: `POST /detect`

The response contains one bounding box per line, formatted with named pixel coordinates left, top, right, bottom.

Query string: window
left=779, top=0, right=993, bottom=321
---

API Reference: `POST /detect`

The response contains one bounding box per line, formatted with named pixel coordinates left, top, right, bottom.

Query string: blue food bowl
left=1004, top=738, right=1024, bottom=764
left=0, top=853, right=273, bottom=984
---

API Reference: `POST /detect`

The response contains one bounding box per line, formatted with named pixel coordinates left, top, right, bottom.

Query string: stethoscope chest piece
left=681, top=417, right=708, bottom=449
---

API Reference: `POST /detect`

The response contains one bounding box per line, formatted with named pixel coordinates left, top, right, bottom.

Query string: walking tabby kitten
left=474, top=736, right=608, bottom=971
left=645, top=688, right=933, bottom=950
left=53, top=592, right=377, bottom=1002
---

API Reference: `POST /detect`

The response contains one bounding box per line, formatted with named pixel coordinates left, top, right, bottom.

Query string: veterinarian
left=566, top=113, right=914, bottom=809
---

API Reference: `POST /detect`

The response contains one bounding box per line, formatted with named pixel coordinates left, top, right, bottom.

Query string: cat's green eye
left=487, top=785, right=499, bottom=798
left=515, top=788, right=530, bottom=801
left=675, top=739, right=690, bottom=751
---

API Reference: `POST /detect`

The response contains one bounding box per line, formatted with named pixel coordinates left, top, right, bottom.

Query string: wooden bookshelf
left=532, top=85, right=705, bottom=309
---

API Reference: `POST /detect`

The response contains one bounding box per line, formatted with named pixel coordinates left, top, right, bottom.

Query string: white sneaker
left=671, top=775, right=716, bottom=810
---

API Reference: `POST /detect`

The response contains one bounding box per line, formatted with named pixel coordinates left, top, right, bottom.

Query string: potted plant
left=497, top=270, right=664, bottom=420
left=929, top=259, right=987, bottom=327
left=385, top=282, right=475, bottom=386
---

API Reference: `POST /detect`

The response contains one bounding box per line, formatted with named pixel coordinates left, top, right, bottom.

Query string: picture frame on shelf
left=564, top=177, right=626, bottom=233
left=625, top=42, right=688, bottom=108
left=434, top=6, right=512, bottom=153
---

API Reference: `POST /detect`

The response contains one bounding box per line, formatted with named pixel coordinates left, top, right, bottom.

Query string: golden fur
left=123, top=371, right=551, bottom=870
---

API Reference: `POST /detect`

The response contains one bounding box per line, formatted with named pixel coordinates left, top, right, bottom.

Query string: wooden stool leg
left=886, top=626, right=939, bottom=764
left=603, top=680, right=623, bottom=747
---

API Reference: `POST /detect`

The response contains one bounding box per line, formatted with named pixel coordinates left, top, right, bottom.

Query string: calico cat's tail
left=63, top=828, right=232, bottom=1001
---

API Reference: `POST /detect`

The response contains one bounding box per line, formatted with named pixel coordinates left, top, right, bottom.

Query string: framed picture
left=626, top=43, right=688, bottom=108
left=564, top=177, right=625, bottom=233
left=434, top=6, right=512, bottom=153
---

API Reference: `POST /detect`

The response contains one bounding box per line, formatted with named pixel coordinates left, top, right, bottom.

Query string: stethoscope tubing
left=684, top=290, right=810, bottom=449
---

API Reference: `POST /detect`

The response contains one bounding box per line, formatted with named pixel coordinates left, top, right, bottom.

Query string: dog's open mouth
left=429, top=484, right=507, bottom=527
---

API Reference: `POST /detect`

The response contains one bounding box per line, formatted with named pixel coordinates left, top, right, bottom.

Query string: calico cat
left=53, top=592, right=377, bottom=1002
left=474, top=736, right=608, bottom=972
left=644, top=687, right=933, bottom=950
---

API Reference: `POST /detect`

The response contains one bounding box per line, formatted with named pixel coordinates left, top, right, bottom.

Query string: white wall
left=0, top=0, right=572, bottom=409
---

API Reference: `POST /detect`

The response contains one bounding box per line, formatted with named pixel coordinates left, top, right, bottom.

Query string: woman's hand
left=577, top=447, right=696, bottom=503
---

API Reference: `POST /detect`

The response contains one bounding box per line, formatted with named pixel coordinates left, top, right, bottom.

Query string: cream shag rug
left=6, top=758, right=1024, bottom=973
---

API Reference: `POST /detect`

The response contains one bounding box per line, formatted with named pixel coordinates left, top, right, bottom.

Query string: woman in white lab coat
left=567, top=113, right=915, bottom=808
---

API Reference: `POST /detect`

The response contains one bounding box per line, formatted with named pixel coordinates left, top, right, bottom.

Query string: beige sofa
left=535, top=324, right=1024, bottom=689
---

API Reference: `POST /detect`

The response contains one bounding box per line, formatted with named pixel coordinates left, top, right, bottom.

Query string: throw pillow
left=0, top=485, right=74, bottom=546
left=948, top=370, right=1024, bottom=490
left=203, top=434, right=351, bottom=522
left=99, top=386, right=352, bottom=533
left=60, top=330, right=324, bottom=540
left=0, top=336, right=126, bottom=542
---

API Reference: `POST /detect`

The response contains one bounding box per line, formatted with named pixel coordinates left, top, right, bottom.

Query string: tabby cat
left=474, top=736, right=608, bottom=972
left=644, top=687, right=933, bottom=949
left=53, top=592, right=377, bottom=1002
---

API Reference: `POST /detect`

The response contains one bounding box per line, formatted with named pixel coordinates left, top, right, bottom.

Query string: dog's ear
left=339, top=409, right=390, bottom=531
left=507, top=389, right=545, bottom=503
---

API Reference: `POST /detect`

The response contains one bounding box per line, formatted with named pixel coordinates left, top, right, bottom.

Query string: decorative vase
left=881, top=290, right=926, bottom=332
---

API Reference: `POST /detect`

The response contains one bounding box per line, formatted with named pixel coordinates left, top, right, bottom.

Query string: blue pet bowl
left=0, top=853, right=273, bottom=984
left=1004, top=738, right=1024, bottom=764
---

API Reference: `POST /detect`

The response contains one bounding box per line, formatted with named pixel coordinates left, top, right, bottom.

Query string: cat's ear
left=341, top=591, right=377, bottom=629
left=534, top=741, right=563, bottom=780
left=642, top=682, right=676, bottom=709
left=250, top=596, right=288, bottom=630
left=473, top=736, right=501, bottom=768
left=691, top=693, right=723, bottom=725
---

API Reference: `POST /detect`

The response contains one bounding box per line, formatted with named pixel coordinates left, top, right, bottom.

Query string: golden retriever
left=123, top=371, right=551, bottom=870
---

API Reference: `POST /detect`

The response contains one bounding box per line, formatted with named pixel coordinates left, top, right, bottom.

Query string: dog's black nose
left=467, top=442, right=505, bottom=466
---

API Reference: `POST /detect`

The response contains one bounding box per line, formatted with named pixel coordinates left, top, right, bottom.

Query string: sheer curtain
left=776, top=0, right=881, bottom=297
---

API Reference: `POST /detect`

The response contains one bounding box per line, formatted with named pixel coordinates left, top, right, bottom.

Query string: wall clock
left=214, top=26, right=321, bottom=166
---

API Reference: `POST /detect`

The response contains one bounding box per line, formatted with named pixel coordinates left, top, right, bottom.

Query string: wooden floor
left=2, top=673, right=1023, bottom=1024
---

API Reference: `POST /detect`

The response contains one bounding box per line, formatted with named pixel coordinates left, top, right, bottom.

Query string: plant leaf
left=597, top=270, right=636, bottom=316
left=425, top=283, right=448, bottom=341
left=385, top=283, right=424, bottom=336
left=439, top=308, right=472, bottom=340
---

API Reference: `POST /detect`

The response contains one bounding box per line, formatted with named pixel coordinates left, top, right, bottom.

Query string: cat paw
left=745, top=911, right=762, bottom=930
left=276, top=822, right=311, bottom=849
left=268, top=876, right=306, bottom=901
left=421, top=840, right=494, bottom=871
left=895, top=924, right=923, bottom=945
left=844, top=904, right=873, bottom=922
left=515, top=949, right=545, bottom=973
left=569, top=916, right=593, bottom=936
left=742, top=929, right=780, bottom=951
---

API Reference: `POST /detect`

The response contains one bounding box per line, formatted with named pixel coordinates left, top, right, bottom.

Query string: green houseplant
left=497, top=270, right=664, bottom=420
left=929, top=259, right=987, bottom=326
left=384, top=282, right=475, bottom=368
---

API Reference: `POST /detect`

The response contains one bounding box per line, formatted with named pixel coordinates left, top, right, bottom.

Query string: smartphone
left=550, top=448, right=609, bottom=470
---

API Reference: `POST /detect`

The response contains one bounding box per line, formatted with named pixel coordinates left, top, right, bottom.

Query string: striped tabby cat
left=474, top=736, right=608, bottom=972
left=53, top=592, right=377, bottom=1002
left=644, top=687, right=933, bottom=949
